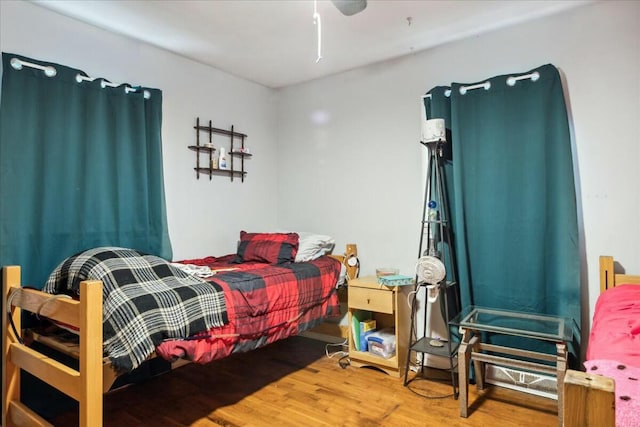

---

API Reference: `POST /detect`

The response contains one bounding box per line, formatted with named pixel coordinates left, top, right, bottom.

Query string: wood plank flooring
left=49, top=336, right=558, bottom=426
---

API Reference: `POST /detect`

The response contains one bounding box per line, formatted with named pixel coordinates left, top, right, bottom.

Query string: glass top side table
left=449, top=305, right=573, bottom=342
left=450, top=306, right=573, bottom=426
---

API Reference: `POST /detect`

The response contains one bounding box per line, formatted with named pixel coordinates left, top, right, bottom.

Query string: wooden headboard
left=599, top=255, right=640, bottom=294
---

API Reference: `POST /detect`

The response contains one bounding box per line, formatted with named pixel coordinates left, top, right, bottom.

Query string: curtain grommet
left=10, top=58, right=23, bottom=71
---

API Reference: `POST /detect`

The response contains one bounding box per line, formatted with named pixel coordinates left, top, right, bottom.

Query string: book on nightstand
left=351, top=310, right=375, bottom=351
left=359, top=319, right=377, bottom=351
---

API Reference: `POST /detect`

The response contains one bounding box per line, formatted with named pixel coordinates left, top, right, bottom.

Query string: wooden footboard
left=2, top=265, right=104, bottom=427
left=563, top=369, right=615, bottom=427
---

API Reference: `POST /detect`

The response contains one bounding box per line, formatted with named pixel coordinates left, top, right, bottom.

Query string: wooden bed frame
left=2, top=266, right=104, bottom=427
left=2, top=244, right=358, bottom=427
left=562, top=255, right=640, bottom=427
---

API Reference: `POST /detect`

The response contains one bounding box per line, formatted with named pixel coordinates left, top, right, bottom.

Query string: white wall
left=0, top=0, right=280, bottom=260
left=276, top=0, right=640, bottom=332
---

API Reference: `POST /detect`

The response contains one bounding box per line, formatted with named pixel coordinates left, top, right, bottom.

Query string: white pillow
left=295, top=232, right=335, bottom=262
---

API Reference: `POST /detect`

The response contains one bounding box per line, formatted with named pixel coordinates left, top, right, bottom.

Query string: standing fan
left=415, top=255, right=447, bottom=348
left=416, top=255, right=446, bottom=288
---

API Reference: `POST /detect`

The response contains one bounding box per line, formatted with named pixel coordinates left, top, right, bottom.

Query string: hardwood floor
left=49, top=336, right=558, bottom=426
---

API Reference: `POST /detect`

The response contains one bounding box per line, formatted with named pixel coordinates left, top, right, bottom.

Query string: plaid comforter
left=43, top=247, right=228, bottom=372
left=155, top=254, right=341, bottom=364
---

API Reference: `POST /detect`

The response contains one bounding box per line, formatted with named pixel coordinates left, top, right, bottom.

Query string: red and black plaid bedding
left=43, top=247, right=228, bottom=373
left=155, top=254, right=341, bottom=364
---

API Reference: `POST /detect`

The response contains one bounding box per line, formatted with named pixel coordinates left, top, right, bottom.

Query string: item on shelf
left=429, top=338, right=445, bottom=348
left=350, top=309, right=372, bottom=351
left=219, top=147, right=228, bottom=169
left=367, top=328, right=396, bottom=359
left=211, top=154, right=218, bottom=169
left=376, top=267, right=399, bottom=277
left=421, top=118, right=446, bottom=144
left=359, top=319, right=377, bottom=351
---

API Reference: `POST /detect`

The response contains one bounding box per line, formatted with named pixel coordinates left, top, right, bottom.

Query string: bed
left=563, top=255, right=640, bottom=427
left=2, top=234, right=357, bottom=427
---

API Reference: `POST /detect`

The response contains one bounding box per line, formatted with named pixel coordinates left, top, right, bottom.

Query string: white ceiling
left=31, top=0, right=592, bottom=89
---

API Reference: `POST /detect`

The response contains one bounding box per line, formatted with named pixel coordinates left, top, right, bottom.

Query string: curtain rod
left=75, top=74, right=150, bottom=98
left=506, top=71, right=540, bottom=86
left=423, top=71, right=540, bottom=99
left=459, top=81, right=491, bottom=95
left=422, top=89, right=452, bottom=100
left=10, top=57, right=151, bottom=99
left=10, top=57, right=56, bottom=77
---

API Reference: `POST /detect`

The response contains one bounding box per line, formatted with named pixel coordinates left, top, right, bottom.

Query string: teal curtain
left=425, top=64, right=580, bottom=357
left=0, top=52, right=172, bottom=288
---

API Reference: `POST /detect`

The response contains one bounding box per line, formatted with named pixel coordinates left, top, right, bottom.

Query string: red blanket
left=156, top=255, right=341, bottom=363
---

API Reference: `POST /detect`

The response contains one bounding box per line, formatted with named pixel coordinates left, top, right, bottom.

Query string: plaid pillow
left=235, top=231, right=299, bottom=264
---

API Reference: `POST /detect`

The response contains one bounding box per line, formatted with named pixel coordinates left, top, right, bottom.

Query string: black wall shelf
left=190, top=117, right=251, bottom=182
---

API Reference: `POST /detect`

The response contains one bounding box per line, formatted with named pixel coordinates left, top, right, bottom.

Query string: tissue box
left=377, top=274, right=414, bottom=287
left=366, top=328, right=396, bottom=359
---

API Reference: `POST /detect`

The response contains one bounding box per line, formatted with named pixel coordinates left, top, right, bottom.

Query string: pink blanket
left=585, top=284, right=640, bottom=427
left=583, top=359, right=639, bottom=427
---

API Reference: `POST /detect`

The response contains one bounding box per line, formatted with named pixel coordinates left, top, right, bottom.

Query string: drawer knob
left=367, top=298, right=370, bottom=304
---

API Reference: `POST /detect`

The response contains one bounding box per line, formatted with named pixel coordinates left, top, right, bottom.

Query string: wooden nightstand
left=347, top=276, right=411, bottom=377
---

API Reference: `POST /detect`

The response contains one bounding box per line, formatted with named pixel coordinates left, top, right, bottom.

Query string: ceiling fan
left=331, top=0, right=367, bottom=16
left=313, top=0, right=366, bottom=62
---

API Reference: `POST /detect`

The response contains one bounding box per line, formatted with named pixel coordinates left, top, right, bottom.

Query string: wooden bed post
left=599, top=256, right=614, bottom=293
left=344, top=244, right=358, bottom=280
left=79, top=279, right=103, bottom=427
left=329, top=243, right=359, bottom=282
left=563, top=369, right=615, bottom=427
left=3, top=266, right=22, bottom=427
left=2, top=266, right=104, bottom=426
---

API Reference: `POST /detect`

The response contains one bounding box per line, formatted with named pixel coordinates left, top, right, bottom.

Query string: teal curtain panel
left=425, top=64, right=580, bottom=357
left=0, top=52, right=172, bottom=288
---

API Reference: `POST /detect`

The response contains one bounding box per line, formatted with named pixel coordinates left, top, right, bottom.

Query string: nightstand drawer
left=349, top=286, right=394, bottom=314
